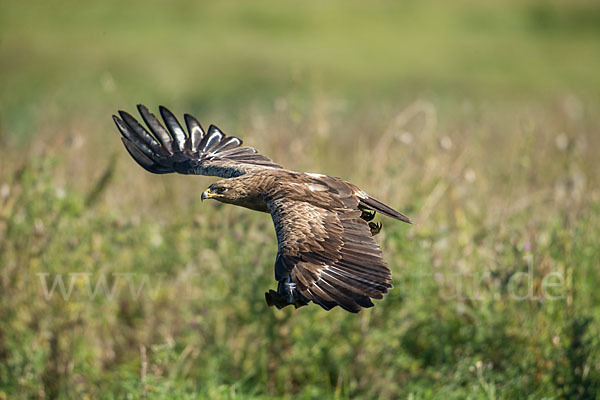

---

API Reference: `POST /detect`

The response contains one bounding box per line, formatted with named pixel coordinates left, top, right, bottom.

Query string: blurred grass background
left=1, top=0, right=600, bottom=398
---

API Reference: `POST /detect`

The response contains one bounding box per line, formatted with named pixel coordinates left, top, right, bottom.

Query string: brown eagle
left=113, top=105, right=410, bottom=313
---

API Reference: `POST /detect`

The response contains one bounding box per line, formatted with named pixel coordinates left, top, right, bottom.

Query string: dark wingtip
left=118, top=109, right=134, bottom=122
left=157, top=105, right=170, bottom=119
left=113, top=115, right=131, bottom=139
left=112, top=115, right=124, bottom=136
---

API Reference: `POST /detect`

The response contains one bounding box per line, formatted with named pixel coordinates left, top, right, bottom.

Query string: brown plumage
left=113, top=105, right=411, bottom=313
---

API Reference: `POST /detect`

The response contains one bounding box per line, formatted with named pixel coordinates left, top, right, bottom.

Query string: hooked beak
left=201, top=188, right=222, bottom=201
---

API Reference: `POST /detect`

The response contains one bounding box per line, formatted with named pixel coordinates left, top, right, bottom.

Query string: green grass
left=1, top=0, right=600, bottom=399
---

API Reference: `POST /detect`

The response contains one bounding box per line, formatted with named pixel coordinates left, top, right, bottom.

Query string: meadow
left=1, top=1, right=599, bottom=398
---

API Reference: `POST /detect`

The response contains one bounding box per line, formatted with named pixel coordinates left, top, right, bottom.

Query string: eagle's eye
left=213, top=186, right=227, bottom=194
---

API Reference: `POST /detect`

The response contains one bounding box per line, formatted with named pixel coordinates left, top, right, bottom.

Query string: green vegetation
left=1, top=0, right=599, bottom=398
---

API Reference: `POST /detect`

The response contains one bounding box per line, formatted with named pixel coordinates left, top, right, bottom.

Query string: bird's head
left=201, top=179, right=255, bottom=205
left=201, top=177, right=269, bottom=212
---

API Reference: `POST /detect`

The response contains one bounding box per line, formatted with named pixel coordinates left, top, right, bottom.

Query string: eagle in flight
left=113, top=105, right=410, bottom=313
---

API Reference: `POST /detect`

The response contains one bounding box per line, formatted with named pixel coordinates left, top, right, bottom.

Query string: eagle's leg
left=265, top=277, right=309, bottom=310
left=369, top=222, right=382, bottom=236
left=360, top=209, right=376, bottom=222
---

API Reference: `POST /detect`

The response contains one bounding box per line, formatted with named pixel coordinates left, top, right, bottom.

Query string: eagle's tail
left=359, top=196, right=411, bottom=224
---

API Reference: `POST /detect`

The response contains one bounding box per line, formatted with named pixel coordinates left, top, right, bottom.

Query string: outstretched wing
left=267, top=196, right=393, bottom=313
left=113, top=105, right=282, bottom=178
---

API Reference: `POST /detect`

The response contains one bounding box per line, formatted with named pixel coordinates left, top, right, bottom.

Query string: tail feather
left=359, top=196, right=411, bottom=224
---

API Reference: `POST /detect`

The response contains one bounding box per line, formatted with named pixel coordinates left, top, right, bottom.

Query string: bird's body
left=204, top=170, right=393, bottom=214
left=113, top=105, right=410, bottom=313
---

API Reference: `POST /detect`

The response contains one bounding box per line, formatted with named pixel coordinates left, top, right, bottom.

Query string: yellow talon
left=369, top=221, right=382, bottom=236
left=361, top=209, right=376, bottom=222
